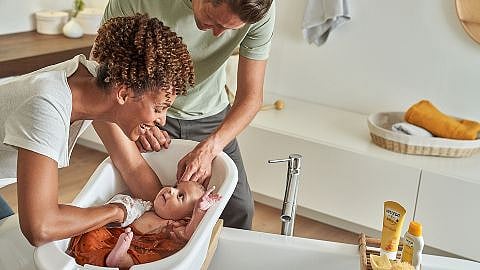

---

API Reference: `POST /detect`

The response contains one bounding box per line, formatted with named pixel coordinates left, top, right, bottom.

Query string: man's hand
left=136, top=125, right=171, bottom=152
left=176, top=140, right=220, bottom=187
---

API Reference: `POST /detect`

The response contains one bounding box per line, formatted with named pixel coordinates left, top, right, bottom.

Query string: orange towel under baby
left=404, top=100, right=480, bottom=140
left=67, top=227, right=186, bottom=267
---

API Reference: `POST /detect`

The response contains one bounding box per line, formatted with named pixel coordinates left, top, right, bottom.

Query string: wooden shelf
left=0, top=31, right=96, bottom=77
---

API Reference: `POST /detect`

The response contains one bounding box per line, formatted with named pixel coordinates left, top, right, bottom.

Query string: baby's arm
left=172, top=186, right=221, bottom=241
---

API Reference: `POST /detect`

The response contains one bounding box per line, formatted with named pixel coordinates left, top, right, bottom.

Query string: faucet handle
left=268, top=158, right=291, bottom=164
left=268, top=154, right=302, bottom=171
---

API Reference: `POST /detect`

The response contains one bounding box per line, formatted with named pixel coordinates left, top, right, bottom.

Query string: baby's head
left=153, top=181, right=205, bottom=220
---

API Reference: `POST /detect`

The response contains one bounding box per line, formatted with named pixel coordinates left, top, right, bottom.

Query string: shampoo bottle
left=380, top=201, right=406, bottom=260
left=400, top=221, right=424, bottom=270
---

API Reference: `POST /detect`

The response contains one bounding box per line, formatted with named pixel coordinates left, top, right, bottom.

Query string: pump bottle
left=401, top=221, right=424, bottom=270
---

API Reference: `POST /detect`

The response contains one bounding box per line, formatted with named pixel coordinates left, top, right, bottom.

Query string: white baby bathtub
left=34, top=139, right=238, bottom=270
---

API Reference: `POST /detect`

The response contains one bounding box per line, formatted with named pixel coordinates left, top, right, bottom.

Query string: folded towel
left=302, top=0, right=351, bottom=46
left=405, top=100, right=480, bottom=140
left=392, top=122, right=433, bottom=137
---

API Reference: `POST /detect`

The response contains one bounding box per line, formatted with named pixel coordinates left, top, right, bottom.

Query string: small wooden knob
left=261, top=100, right=285, bottom=111
left=273, top=100, right=285, bottom=110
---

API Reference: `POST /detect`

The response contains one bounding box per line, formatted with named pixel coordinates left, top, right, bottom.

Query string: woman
left=0, top=14, right=194, bottom=246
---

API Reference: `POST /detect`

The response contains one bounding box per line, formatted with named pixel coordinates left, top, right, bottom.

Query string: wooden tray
left=358, top=233, right=403, bottom=270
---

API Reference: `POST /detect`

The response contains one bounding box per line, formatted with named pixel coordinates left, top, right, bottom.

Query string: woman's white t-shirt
left=0, top=55, right=98, bottom=187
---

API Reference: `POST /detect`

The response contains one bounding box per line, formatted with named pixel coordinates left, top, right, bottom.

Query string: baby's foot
left=106, top=227, right=133, bottom=267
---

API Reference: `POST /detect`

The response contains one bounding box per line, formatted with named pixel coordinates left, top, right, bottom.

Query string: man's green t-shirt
left=101, top=0, right=275, bottom=120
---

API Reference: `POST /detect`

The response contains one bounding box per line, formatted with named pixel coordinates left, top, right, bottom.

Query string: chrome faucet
left=268, top=154, right=303, bottom=236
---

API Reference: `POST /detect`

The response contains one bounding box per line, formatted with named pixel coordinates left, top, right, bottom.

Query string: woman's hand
left=136, top=125, right=171, bottom=152
left=107, top=194, right=153, bottom=227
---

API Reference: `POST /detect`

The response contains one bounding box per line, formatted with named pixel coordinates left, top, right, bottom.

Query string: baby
left=67, top=181, right=220, bottom=269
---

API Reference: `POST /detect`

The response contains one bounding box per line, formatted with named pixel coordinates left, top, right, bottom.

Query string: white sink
left=208, top=228, right=359, bottom=270
left=208, top=228, right=480, bottom=270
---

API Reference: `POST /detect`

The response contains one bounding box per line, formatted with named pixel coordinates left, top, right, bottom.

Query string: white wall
left=1, top=0, right=478, bottom=120
left=0, top=0, right=107, bottom=35
left=265, top=0, right=480, bottom=120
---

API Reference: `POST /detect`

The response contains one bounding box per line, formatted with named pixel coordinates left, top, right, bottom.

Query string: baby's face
left=153, top=181, right=204, bottom=220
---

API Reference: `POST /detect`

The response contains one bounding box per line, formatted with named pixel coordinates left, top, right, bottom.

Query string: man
left=99, top=0, right=275, bottom=230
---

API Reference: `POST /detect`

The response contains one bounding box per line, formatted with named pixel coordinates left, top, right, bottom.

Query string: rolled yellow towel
left=404, top=100, right=480, bottom=140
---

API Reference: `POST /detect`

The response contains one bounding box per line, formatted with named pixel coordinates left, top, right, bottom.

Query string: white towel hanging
left=302, top=0, right=351, bottom=46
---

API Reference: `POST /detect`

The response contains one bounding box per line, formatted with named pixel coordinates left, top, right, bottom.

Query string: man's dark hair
left=212, top=0, right=273, bottom=24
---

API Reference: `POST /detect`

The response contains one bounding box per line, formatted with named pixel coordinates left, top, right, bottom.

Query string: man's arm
left=17, top=149, right=125, bottom=246
left=177, top=56, right=267, bottom=183
left=93, top=121, right=163, bottom=201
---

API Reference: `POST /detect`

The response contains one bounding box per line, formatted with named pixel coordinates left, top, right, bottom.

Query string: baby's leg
left=106, top=227, right=135, bottom=269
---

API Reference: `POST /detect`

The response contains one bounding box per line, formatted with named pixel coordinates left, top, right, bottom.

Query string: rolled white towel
left=392, top=122, right=433, bottom=137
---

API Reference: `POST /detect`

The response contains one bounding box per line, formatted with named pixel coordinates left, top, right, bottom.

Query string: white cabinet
left=238, top=127, right=420, bottom=233
left=415, top=171, right=480, bottom=261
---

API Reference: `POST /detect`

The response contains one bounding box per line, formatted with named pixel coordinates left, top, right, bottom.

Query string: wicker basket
left=358, top=233, right=403, bottom=270
left=367, top=112, right=480, bottom=158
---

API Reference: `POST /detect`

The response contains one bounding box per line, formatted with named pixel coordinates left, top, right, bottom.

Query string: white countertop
left=254, top=94, right=480, bottom=185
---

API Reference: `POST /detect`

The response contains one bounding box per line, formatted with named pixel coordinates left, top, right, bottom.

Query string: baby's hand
left=197, top=186, right=222, bottom=211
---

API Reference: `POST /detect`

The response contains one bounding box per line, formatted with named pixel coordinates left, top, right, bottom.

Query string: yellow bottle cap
left=408, top=221, right=422, bottom=237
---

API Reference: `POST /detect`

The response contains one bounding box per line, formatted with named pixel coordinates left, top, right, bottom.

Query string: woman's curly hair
left=93, top=14, right=194, bottom=96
